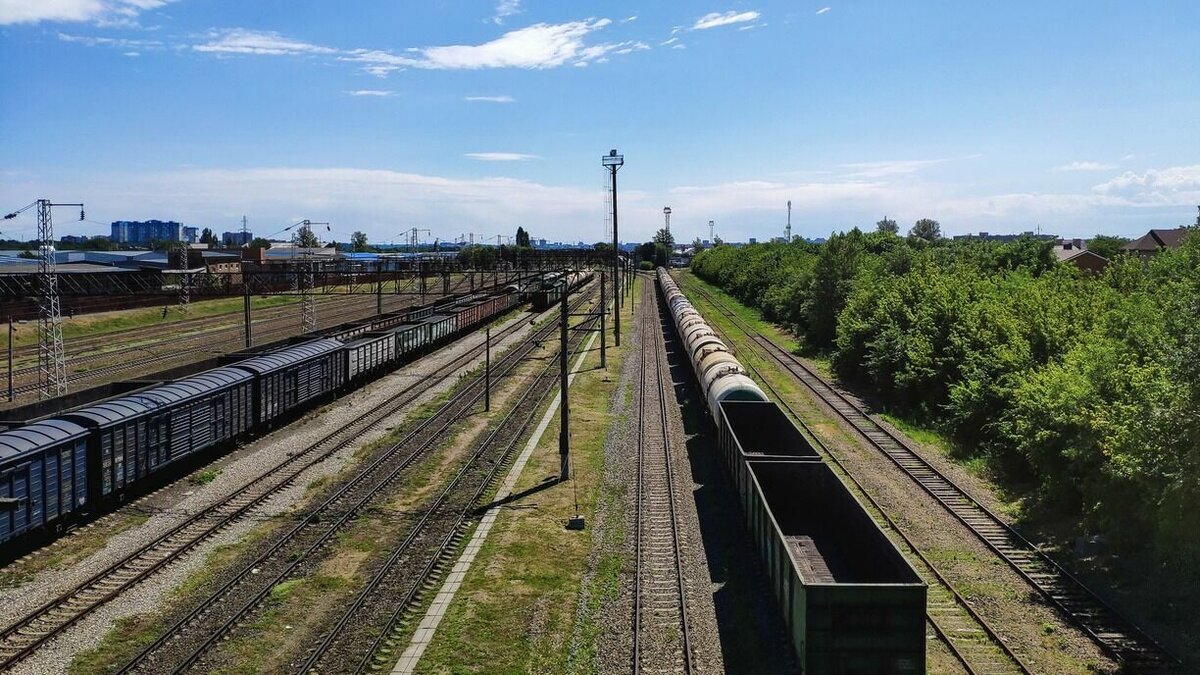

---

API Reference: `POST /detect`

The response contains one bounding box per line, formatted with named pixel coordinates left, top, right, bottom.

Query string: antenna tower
left=786, top=200, right=792, bottom=242
left=663, top=206, right=672, bottom=236
left=708, top=220, right=715, bottom=242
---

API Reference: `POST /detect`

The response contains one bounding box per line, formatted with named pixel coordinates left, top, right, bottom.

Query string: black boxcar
left=345, top=332, right=397, bottom=382
left=424, top=314, right=457, bottom=344
left=0, top=420, right=89, bottom=541
left=62, top=367, right=254, bottom=499
left=744, top=460, right=926, bottom=673
left=232, top=338, right=345, bottom=426
left=718, top=400, right=820, bottom=498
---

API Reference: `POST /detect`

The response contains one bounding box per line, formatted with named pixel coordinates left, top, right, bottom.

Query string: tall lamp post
left=602, top=149, right=623, bottom=347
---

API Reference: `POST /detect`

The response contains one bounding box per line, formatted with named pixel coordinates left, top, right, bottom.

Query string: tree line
left=691, top=226, right=1200, bottom=570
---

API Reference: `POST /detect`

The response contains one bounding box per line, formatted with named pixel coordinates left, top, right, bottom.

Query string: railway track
left=679, top=275, right=1178, bottom=673
left=114, top=285, right=598, bottom=674
left=632, top=287, right=694, bottom=675
left=297, top=300, right=603, bottom=674
left=0, top=296, right=540, bottom=671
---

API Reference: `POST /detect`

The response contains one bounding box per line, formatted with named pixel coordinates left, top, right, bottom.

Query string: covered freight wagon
left=744, top=460, right=926, bottom=673
left=62, top=367, right=254, bottom=498
left=0, top=420, right=89, bottom=541
left=232, top=338, right=345, bottom=425
left=345, top=332, right=396, bottom=381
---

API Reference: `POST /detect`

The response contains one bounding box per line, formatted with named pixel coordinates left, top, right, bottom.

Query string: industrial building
left=110, top=220, right=186, bottom=245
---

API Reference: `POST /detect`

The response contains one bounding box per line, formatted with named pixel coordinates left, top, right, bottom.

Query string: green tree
left=802, top=228, right=866, bottom=349
left=294, top=224, right=320, bottom=248
left=909, top=218, right=942, bottom=242
left=515, top=226, right=530, bottom=248
left=249, top=237, right=272, bottom=249
left=876, top=217, right=899, bottom=235
left=351, top=231, right=369, bottom=252
left=1086, top=234, right=1129, bottom=260
left=691, top=237, right=703, bottom=252
left=653, top=227, right=675, bottom=249
left=198, top=227, right=216, bottom=246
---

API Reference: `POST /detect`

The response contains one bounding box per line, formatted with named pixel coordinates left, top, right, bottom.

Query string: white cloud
left=5, top=166, right=608, bottom=242
left=123, top=50, right=139, bottom=56
left=816, top=7, right=831, bottom=15
left=194, top=28, right=337, bottom=56
left=465, top=95, right=515, bottom=103
left=660, top=37, right=679, bottom=46
left=57, top=31, right=161, bottom=49
left=840, top=158, right=950, bottom=178
left=346, top=89, right=393, bottom=96
left=622, top=15, right=638, bottom=23
left=692, top=10, right=761, bottom=30
left=1091, top=165, right=1200, bottom=204
left=0, top=0, right=174, bottom=25
left=671, top=43, right=686, bottom=50
left=342, top=19, right=625, bottom=74
left=1052, top=160, right=1118, bottom=172
left=465, top=152, right=540, bottom=161
left=492, top=0, right=521, bottom=25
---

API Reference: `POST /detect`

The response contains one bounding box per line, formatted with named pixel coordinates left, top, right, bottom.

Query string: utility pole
left=5, top=199, right=82, bottom=398
left=7, top=318, right=13, bottom=402
left=602, top=149, right=623, bottom=347
left=559, top=277, right=569, bottom=479
left=485, top=326, right=491, bottom=412
left=599, top=271, right=606, bottom=369
left=243, top=283, right=253, bottom=348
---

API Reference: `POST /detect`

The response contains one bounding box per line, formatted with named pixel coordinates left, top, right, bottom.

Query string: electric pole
left=4, top=199, right=83, bottom=398
left=602, top=149, right=623, bottom=347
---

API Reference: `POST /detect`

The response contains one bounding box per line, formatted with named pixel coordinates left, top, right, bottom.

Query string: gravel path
left=0, top=305, right=547, bottom=674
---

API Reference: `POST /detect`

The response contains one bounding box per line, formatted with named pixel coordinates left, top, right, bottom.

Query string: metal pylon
left=300, top=260, right=316, bottom=333
left=177, top=243, right=190, bottom=315
left=36, top=200, right=67, bottom=398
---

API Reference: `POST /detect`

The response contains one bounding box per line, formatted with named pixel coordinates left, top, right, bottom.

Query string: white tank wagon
left=656, top=268, right=766, bottom=426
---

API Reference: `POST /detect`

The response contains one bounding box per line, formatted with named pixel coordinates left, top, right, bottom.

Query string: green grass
left=189, top=468, right=221, bottom=486
left=0, top=512, right=150, bottom=590
left=414, top=279, right=639, bottom=675
left=68, top=613, right=165, bottom=675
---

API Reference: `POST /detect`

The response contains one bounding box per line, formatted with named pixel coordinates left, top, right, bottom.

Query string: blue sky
left=2, top=1, right=1198, bottom=245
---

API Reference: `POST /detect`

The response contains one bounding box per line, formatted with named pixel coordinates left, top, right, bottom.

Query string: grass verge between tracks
left=413, top=280, right=637, bottom=675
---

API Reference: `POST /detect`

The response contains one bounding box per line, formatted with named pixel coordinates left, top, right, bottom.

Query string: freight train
left=530, top=270, right=594, bottom=311
left=656, top=268, right=927, bottom=673
left=0, top=278, right=572, bottom=547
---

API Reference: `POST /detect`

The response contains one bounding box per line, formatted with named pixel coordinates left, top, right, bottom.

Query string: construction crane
left=4, top=199, right=84, bottom=398
left=409, top=228, right=432, bottom=256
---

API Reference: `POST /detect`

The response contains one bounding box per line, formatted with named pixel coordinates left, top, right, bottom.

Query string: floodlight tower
left=602, top=149, right=623, bottom=346
left=708, top=220, right=715, bottom=242
left=786, top=200, right=792, bottom=242
left=663, top=206, right=671, bottom=237
left=4, top=199, right=83, bottom=398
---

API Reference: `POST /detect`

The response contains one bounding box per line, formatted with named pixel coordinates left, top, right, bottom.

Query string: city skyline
left=2, top=1, right=1198, bottom=245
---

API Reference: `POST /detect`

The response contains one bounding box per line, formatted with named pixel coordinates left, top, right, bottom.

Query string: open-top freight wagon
left=658, top=267, right=926, bottom=673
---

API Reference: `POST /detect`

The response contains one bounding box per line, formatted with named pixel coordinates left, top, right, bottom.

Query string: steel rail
left=312, top=298, right=603, bottom=674
left=632, top=283, right=694, bottom=674
left=116, top=288, right=597, bottom=674
left=0, top=297, right=536, bottom=670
